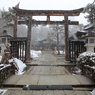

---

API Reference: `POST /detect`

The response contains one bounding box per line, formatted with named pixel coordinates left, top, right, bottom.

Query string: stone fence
left=82, top=65, right=95, bottom=82
left=0, top=63, right=15, bottom=85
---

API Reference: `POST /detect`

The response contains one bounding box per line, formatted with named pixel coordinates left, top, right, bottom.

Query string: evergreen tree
left=83, top=3, right=95, bottom=23
left=0, top=8, right=15, bottom=34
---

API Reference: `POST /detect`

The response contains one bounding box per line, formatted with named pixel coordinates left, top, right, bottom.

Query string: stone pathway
left=2, top=51, right=95, bottom=95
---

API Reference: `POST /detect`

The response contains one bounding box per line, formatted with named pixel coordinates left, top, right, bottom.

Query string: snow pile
left=72, top=67, right=82, bottom=75
left=0, top=64, right=4, bottom=67
left=8, top=58, right=27, bottom=75
left=18, top=49, right=42, bottom=61
left=77, top=51, right=95, bottom=68
left=0, top=64, right=11, bottom=70
left=84, top=65, right=95, bottom=69
left=54, top=50, right=64, bottom=54
left=0, top=89, right=7, bottom=95
left=91, top=88, right=95, bottom=95
left=31, top=50, right=42, bottom=60
left=0, top=56, right=2, bottom=62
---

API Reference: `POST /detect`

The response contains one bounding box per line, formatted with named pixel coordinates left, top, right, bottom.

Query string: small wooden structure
left=12, top=7, right=83, bottom=61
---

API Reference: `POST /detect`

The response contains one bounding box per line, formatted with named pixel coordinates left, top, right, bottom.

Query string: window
left=89, top=38, right=94, bottom=43
left=2, top=38, right=6, bottom=43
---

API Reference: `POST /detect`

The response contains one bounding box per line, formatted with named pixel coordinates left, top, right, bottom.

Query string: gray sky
left=0, top=0, right=94, bottom=25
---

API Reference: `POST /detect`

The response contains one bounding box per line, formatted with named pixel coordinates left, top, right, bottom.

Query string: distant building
left=0, top=30, right=12, bottom=56
left=75, top=30, right=87, bottom=39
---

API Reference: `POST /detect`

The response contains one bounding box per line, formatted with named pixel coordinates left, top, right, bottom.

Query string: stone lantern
left=85, top=32, right=95, bottom=52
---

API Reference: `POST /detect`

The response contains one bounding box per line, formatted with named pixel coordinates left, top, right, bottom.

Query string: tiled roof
left=0, top=31, right=12, bottom=37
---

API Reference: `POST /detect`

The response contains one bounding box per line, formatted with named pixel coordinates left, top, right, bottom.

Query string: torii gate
left=13, top=7, right=83, bottom=62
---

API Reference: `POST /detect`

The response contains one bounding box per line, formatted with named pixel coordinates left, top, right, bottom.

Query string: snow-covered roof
left=0, top=30, right=12, bottom=37
left=84, top=22, right=95, bottom=30
left=84, top=31, right=95, bottom=37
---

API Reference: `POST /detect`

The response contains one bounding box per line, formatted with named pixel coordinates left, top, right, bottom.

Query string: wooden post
left=64, top=14, right=70, bottom=61
left=25, top=15, right=32, bottom=62
left=14, top=14, right=17, bottom=37
left=47, top=15, right=50, bottom=24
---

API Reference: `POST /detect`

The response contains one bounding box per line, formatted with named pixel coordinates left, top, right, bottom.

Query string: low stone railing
left=82, top=65, right=95, bottom=81
left=0, top=63, right=15, bottom=85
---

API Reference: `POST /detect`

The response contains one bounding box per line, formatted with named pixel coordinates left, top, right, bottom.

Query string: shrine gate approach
left=13, top=7, right=83, bottom=62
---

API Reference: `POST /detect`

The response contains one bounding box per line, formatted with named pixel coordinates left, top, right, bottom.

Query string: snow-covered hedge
left=77, top=51, right=95, bottom=68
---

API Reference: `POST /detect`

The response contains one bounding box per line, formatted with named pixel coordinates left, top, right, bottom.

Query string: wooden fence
left=69, top=40, right=86, bottom=62
left=10, top=37, right=27, bottom=62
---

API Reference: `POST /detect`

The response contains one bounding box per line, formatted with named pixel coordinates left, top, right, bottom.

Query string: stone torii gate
left=13, top=7, right=83, bottom=62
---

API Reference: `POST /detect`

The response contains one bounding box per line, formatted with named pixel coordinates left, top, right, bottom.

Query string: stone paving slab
left=16, top=75, right=40, bottom=85
left=74, top=75, right=95, bottom=85
left=3, top=89, right=92, bottom=95
left=38, top=75, right=59, bottom=85
left=3, top=75, right=22, bottom=85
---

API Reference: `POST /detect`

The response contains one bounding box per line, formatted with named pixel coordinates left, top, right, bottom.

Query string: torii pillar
left=25, top=15, right=32, bottom=62
left=64, top=14, right=69, bottom=61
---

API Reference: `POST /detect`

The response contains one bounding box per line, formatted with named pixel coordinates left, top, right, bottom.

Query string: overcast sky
left=0, top=0, right=94, bottom=25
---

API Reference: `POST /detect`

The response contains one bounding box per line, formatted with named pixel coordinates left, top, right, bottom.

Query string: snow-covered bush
left=77, top=51, right=95, bottom=68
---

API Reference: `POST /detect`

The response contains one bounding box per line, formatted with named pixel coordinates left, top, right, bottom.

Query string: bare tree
left=49, top=25, right=64, bottom=54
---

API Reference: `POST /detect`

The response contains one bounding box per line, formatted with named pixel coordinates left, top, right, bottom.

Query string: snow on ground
left=8, top=50, right=42, bottom=74
left=31, top=50, right=42, bottom=60
left=0, top=89, right=7, bottom=95
left=0, top=64, right=11, bottom=70
left=54, top=50, right=64, bottom=54
left=0, top=50, right=42, bottom=75
left=8, top=58, right=27, bottom=75
left=18, top=49, right=42, bottom=61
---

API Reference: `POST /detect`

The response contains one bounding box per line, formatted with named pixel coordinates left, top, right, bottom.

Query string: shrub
left=77, top=51, right=95, bottom=68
